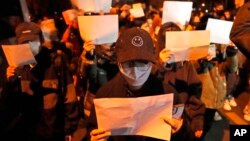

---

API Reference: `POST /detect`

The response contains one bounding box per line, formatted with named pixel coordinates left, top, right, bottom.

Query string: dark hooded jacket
left=230, top=1, right=250, bottom=58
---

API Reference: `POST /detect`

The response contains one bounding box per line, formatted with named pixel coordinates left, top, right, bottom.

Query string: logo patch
left=132, top=36, right=143, bottom=47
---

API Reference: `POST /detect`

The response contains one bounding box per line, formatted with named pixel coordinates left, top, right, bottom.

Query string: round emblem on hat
left=132, top=36, right=143, bottom=47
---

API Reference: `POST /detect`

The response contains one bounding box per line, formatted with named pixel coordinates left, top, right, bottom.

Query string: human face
left=28, top=40, right=41, bottom=56
left=118, top=60, right=153, bottom=88
left=235, top=0, right=245, bottom=8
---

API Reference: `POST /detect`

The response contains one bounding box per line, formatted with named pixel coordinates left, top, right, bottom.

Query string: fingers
left=160, top=49, right=172, bottom=55
left=159, top=49, right=173, bottom=63
left=162, top=116, right=183, bottom=134
left=90, top=129, right=111, bottom=141
left=90, top=129, right=105, bottom=136
left=6, top=66, right=17, bottom=79
left=162, top=116, right=178, bottom=130
left=83, top=40, right=95, bottom=52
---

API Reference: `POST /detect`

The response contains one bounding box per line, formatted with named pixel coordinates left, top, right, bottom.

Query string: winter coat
left=3, top=46, right=79, bottom=141
left=87, top=73, right=195, bottom=141
left=152, top=61, right=205, bottom=133
left=230, top=1, right=250, bottom=58
left=196, top=61, right=227, bottom=109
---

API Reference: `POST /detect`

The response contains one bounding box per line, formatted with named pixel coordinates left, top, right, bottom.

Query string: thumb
left=161, top=116, right=177, bottom=129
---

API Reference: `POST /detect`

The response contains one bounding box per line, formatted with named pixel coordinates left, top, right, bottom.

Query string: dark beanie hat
left=15, top=22, right=41, bottom=44
left=115, top=27, right=156, bottom=63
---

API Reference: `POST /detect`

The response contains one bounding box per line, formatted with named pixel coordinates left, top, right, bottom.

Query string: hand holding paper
left=6, top=66, right=17, bottom=80
left=162, top=116, right=183, bottom=134
left=83, top=40, right=95, bottom=52
left=90, top=129, right=111, bottom=141
left=159, top=48, right=174, bottom=64
left=93, top=94, right=174, bottom=140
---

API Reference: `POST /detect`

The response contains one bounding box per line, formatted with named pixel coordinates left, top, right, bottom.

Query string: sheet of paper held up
left=162, top=1, right=193, bottom=26
left=78, top=15, right=118, bottom=44
left=129, top=3, right=145, bottom=18
left=1, top=44, right=36, bottom=67
left=165, top=30, right=210, bottom=62
left=94, top=94, right=174, bottom=141
left=76, top=0, right=112, bottom=13
left=206, top=18, right=233, bottom=45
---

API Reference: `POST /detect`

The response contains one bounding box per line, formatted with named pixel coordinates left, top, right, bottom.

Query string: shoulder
left=95, top=73, right=126, bottom=98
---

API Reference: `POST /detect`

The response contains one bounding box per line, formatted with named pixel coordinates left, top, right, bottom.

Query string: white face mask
left=29, top=40, right=41, bottom=56
left=118, top=62, right=152, bottom=87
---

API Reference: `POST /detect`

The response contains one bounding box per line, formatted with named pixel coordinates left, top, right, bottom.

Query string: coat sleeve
left=63, top=63, right=80, bottom=135
left=186, top=62, right=203, bottom=99
left=185, top=95, right=205, bottom=131
left=64, top=82, right=79, bottom=135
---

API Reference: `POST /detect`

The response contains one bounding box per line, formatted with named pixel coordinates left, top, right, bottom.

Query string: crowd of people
left=0, top=0, right=250, bottom=141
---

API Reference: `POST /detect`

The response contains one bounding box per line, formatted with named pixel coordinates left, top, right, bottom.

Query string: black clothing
left=87, top=73, right=194, bottom=141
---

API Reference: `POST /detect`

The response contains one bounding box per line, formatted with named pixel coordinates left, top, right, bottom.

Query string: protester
left=41, top=17, right=89, bottom=141
left=153, top=22, right=205, bottom=140
left=223, top=45, right=239, bottom=111
left=233, top=0, right=246, bottom=17
left=141, top=11, right=162, bottom=46
left=5, top=21, right=79, bottom=141
left=230, top=0, right=250, bottom=121
left=191, top=15, right=240, bottom=139
left=80, top=40, right=119, bottom=117
left=87, top=27, right=197, bottom=141
left=0, top=18, right=19, bottom=140
left=61, top=12, right=83, bottom=58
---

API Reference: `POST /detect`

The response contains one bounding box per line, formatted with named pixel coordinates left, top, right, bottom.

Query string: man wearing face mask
left=5, top=22, right=79, bottom=141
left=87, top=28, right=194, bottom=141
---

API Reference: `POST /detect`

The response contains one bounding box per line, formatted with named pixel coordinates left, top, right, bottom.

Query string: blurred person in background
left=194, top=14, right=240, bottom=140
left=211, top=0, right=226, bottom=20
left=4, top=21, right=79, bottom=141
left=153, top=22, right=205, bottom=140
left=230, top=0, right=250, bottom=122
left=0, top=17, right=20, bottom=140
left=79, top=40, right=118, bottom=118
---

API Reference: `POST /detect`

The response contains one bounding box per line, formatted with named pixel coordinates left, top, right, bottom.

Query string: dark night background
left=0, top=0, right=235, bottom=19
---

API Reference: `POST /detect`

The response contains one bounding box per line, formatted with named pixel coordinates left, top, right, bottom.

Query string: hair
left=156, top=22, right=182, bottom=59
left=195, top=14, right=215, bottom=30
left=213, top=0, right=225, bottom=8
